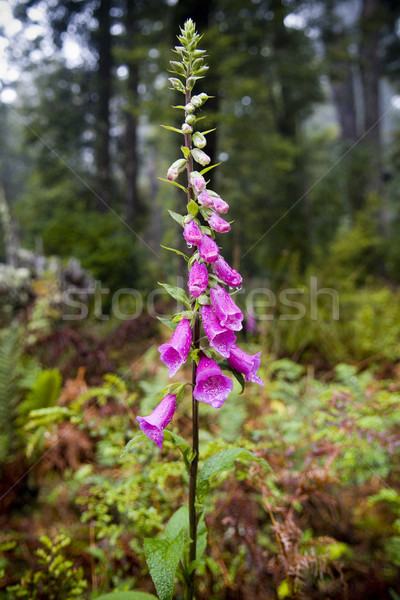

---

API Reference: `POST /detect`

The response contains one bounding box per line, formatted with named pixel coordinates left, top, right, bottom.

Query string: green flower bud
left=168, top=77, right=185, bottom=94
left=192, top=131, right=207, bottom=149
left=185, top=114, right=196, bottom=126
left=186, top=77, right=196, bottom=90
left=192, top=148, right=211, bottom=166
left=182, top=123, right=193, bottom=134
left=185, top=102, right=195, bottom=113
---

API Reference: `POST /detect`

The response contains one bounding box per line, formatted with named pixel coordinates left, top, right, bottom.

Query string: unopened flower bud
left=186, top=77, right=196, bottom=90
left=212, top=195, right=229, bottom=214
left=190, top=172, right=206, bottom=193
left=181, top=123, right=193, bottom=134
left=192, top=132, right=207, bottom=149
left=167, top=158, right=187, bottom=181
left=209, top=212, right=231, bottom=233
left=192, top=148, right=211, bottom=167
left=191, top=94, right=206, bottom=108
left=185, top=102, right=195, bottom=113
left=168, top=77, right=185, bottom=93
left=185, top=114, right=196, bottom=126
left=197, top=190, right=213, bottom=207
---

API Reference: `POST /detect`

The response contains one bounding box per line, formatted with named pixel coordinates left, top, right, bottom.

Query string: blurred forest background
left=2, top=0, right=400, bottom=598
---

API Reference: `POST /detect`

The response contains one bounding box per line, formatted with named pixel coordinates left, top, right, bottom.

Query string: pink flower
left=190, top=172, right=206, bottom=193
left=137, top=394, right=176, bottom=449
left=197, top=191, right=213, bottom=207
left=202, top=305, right=236, bottom=358
left=198, top=234, right=219, bottom=263
left=212, top=257, right=242, bottom=288
left=188, top=260, right=209, bottom=298
left=158, top=318, right=192, bottom=377
left=208, top=212, right=230, bottom=233
left=193, top=356, right=233, bottom=408
left=210, top=285, right=243, bottom=331
left=212, top=196, right=229, bottom=214
left=184, top=220, right=202, bottom=246
left=227, top=345, right=264, bottom=386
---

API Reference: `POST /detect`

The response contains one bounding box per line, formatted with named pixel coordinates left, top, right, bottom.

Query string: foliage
left=7, top=534, right=88, bottom=599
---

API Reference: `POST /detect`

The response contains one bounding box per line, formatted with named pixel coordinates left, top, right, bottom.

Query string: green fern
left=0, top=323, right=23, bottom=466
left=17, top=369, right=62, bottom=423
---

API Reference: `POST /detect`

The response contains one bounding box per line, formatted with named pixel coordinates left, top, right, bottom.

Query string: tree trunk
left=359, top=0, right=382, bottom=193
left=124, top=0, right=139, bottom=226
left=94, top=0, right=113, bottom=210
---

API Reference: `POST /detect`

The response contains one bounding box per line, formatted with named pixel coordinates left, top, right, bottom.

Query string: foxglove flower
left=188, top=260, right=209, bottom=298
left=208, top=212, right=231, bottom=233
left=202, top=305, right=236, bottom=358
left=210, top=285, right=243, bottom=331
left=191, top=148, right=211, bottom=166
left=190, top=172, right=206, bottom=193
left=137, top=394, right=176, bottom=449
left=158, top=318, right=192, bottom=377
left=227, top=345, right=264, bottom=386
left=197, top=190, right=213, bottom=207
left=212, top=196, right=229, bottom=214
left=184, top=220, right=202, bottom=246
left=212, top=257, right=242, bottom=288
left=193, top=356, right=233, bottom=408
left=198, top=234, right=219, bottom=263
left=167, top=158, right=187, bottom=181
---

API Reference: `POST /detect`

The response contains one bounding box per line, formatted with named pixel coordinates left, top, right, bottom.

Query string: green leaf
left=158, top=177, right=188, bottom=193
left=121, top=433, right=146, bottom=456
left=200, top=162, right=221, bottom=176
left=171, top=105, right=186, bottom=110
left=197, top=448, right=271, bottom=502
left=157, top=317, right=179, bottom=331
left=168, top=210, right=185, bottom=226
left=95, top=593, right=157, bottom=600
left=144, top=531, right=185, bottom=600
left=181, top=145, right=191, bottom=159
left=187, top=200, right=198, bottom=216
left=201, top=128, right=216, bottom=135
left=164, top=430, right=191, bottom=458
left=158, top=283, right=191, bottom=308
left=161, top=125, right=184, bottom=134
left=165, top=506, right=188, bottom=541
left=160, top=245, right=189, bottom=261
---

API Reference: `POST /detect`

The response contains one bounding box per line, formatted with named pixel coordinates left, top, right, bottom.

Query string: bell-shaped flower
left=158, top=318, right=192, bottom=377
left=188, top=260, right=209, bottom=298
left=184, top=220, right=202, bottom=246
left=197, top=190, right=213, bottom=207
left=137, top=394, right=176, bottom=449
left=190, top=171, right=206, bottom=193
left=191, top=148, right=211, bottom=166
left=210, top=285, right=243, bottom=331
left=202, top=305, right=236, bottom=358
left=193, top=356, right=233, bottom=408
left=212, top=257, right=242, bottom=288
left=208, top=212, right=231, bottom=233
left=227, top=345, right=264, bottom=386
left=212, top=196, right=229, bottom=214
left=198, top=234, right=219, bottom=263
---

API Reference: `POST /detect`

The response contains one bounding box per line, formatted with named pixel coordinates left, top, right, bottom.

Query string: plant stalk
left=184, top=78, right=199, bottom=600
